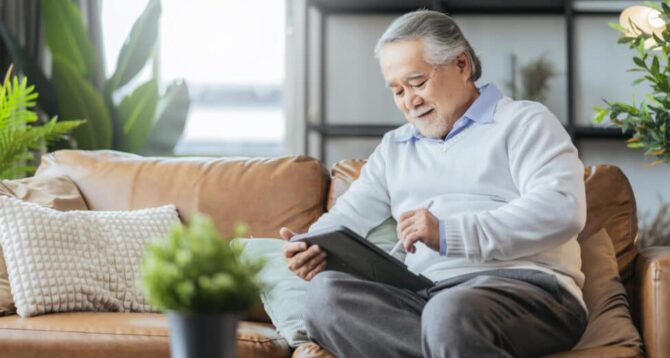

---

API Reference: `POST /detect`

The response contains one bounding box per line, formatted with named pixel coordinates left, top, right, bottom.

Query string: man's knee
left=421, top=288, right=490, bottom=345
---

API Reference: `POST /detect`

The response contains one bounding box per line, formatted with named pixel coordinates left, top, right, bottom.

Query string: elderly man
left=280, top=9, right=587, bottom=358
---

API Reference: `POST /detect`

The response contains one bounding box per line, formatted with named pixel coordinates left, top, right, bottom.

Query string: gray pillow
left=234, top=217, right=399, bottom=347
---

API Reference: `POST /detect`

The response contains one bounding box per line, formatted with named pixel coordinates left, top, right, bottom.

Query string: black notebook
left=291, top=226, right=434, bottom=291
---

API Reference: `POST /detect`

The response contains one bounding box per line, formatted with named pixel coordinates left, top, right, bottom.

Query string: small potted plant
left=141, top=214, right=264, bottom=358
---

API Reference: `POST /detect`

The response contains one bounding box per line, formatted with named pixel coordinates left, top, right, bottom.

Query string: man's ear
left=455, top=53, right=468, bottom=72
left=455, top=52, right=471, bottom=82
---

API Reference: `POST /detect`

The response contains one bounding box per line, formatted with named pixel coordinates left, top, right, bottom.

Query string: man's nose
left=404, top=91, right=423, bottom=110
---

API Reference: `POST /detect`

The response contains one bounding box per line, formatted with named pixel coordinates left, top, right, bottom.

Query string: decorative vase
left=167, top=311, right=240, bottom=358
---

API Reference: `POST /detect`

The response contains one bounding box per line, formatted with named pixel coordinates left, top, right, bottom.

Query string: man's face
left=380, top=39, right=473, bottom=139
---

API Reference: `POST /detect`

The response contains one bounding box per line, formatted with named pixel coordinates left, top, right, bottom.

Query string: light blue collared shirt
left=392, top=83, right=503, bottom=255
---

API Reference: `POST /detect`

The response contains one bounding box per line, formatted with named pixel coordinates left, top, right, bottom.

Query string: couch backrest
left=327, top=160, right=639, bottom=296
left=35, top=150, right=330, bottom=238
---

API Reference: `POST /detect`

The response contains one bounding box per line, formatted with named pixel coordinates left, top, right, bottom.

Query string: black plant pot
left=167, top=311, right=240, bottom=358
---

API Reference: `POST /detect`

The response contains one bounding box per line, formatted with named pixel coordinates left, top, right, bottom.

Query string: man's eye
left=394, top=90, right=404, bottom=96
left=412, top=80, right=427, bottom=88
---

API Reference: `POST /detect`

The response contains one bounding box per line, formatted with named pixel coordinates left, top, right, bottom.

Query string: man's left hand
left=396, top=208, right=439, bottom=253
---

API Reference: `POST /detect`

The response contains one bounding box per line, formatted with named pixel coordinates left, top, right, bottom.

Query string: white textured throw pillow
left=0, top=196, right=180, bottom=317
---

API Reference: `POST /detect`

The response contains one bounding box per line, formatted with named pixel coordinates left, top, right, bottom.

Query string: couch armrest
left=635, top=246, right=670, bottom=358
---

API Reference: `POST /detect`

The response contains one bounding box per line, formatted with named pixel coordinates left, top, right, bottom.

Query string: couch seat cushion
left=0, top=313, right=290, bottom=358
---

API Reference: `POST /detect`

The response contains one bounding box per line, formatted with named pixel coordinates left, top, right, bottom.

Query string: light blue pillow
left=234, top=217, right=399, bottom=347
left=234, top=238, right=309, bottom=347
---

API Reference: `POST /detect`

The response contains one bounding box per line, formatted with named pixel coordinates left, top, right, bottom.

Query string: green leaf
left=41, top=0, right=97, bottom=77
left=117, top=79, right=159, bottom=153
left=593, top=108, right=609, bottom=124
left=609, top=22, right=627, bottom=33
left=141, top=81, right=190, bottom=155
left=651, top=56, right=660, bottom=76
left=634, top=57, right=647, bottom=69
left=0, top=20, right=59, bottom=116
left=107, top=0, right=161, bottom=91
left=0, top=69, right=84, bottom=179
left=637, top=38, right=646, bottom=56
left=51, top=55, right=112, bottom=149
left=627, top=141, right=645, bottom=149
left=662, top=2, right=670, bottom=14
left=617, top=36, right=635, bottom=44
left=633, top=78, right=646, bottom=86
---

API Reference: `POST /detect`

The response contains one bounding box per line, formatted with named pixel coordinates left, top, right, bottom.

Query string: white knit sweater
left=310, top=95, right=587, bottom=309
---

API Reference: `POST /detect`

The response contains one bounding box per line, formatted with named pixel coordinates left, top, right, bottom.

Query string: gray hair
left=374, top=10, right=482, bottom=82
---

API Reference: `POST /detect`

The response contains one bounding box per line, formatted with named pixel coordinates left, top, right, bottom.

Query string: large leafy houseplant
left=0, top=0, right=189, bottom=154
left=141, top=214, right=263, bottom=357
left=594, top=1, right=670, bottom=165
left=0, top=67, right=84, bottom=179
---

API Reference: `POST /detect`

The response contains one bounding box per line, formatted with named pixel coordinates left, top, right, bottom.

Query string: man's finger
left=282, top=241, right=307, bottom=259
left=279, top=227, right=296, bottom=241
left=396, top=216, right=414, bottom=236
left=298, top=252, right=327, bottom=278
left=399, top=223, right=417, bottom=242
left=305, top=261, right=328, bottom=281
left=404, top=232, right=423, bottom=253
left=398, top=210, right=416, bottom=222
left=289, top=245, right=321, bottom=270
left=306, top=252, right=327, bottom=271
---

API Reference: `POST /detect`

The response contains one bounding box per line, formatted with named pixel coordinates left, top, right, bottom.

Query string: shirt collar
left=463, top=83, right=501, bottom=124
left=391, top=83, right=502, bottom=143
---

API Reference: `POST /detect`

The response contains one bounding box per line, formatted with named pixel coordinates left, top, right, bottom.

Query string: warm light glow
left=619, top=5, right=665, bottom=48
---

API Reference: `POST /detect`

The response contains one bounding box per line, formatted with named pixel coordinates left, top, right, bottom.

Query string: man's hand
left=396, top=208, right=439, bottom=253
left=280, top=227, right=327, bottom=281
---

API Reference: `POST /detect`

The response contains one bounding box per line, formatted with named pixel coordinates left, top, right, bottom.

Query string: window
left=102, top=0, right=285, bottom=156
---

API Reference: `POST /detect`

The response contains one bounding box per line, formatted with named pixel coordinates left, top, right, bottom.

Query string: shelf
left=310, top=0, right=431, bottom=14
left=307, top=124, right=400, bottom=137
left=309, top=0, right=566, bottom=15
left=439, top=0, right=565, bottom=14
left=572, top=1, right=639, bottom=16
left=308, top=124, right=633, bottom=140
left=573, top=126, right=633, bottom=139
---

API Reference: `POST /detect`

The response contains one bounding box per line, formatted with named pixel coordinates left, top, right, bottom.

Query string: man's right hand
left=280, top=227, right=327, bottom=281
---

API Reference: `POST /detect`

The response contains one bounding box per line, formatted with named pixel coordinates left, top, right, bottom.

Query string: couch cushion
left=326, top=159, right=365, bottom=211
left=579, top=165, right=638, bottom=300
left=542, top=346, right=641, bottom=358
left=0, top=175, right=88, bottom=211
left=0, top=313, right=290, bottom=358
left=0, top=175, right=89, bottom=316
left=35, top=150, right=329, bottom=238
left=573, top=228, right=642, bottom=353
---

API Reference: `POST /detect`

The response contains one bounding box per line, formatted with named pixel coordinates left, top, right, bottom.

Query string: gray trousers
left=304, top=269, right=587, bottom=358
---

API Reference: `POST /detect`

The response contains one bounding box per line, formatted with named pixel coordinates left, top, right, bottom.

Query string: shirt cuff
left=439, top=219, right=447, bottom=256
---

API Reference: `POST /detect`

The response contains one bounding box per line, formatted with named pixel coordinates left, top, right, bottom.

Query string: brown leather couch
left=0, top=150, right=666, bottom=358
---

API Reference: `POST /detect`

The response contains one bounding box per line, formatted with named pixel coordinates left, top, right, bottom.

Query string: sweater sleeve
left=308, top=139, right=392, bottom=237
left=442, top=109, right=586, bottom=262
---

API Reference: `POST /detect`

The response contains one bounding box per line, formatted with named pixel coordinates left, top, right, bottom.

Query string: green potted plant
left=141, top=214, right=264, bottom=358
left=0, top=66, right=84, bottom=179
left=594, top=1, right=670, bottom=165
